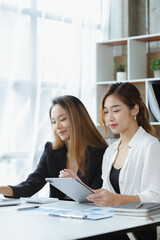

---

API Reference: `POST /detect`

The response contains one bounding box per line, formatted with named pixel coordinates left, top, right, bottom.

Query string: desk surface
left=0, top=200, right=160, bottom=240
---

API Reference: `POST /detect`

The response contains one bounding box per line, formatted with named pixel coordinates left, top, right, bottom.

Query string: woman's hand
left=87, top=188, right=117, bottom=207
left=59, top=170, right=71, bottom=178
left=87, top=189, right=140, bottom=207
left=59, top=169, right=81, bottom=182
left=0, top=186, right=14, bottom=197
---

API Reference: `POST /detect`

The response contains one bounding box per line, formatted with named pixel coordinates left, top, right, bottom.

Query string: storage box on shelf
left=96, top=33, right=160, bottom=142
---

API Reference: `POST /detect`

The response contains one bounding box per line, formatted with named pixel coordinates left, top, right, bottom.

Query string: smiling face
left=103, top=94, right=135, bottom=135
left=50, top=104, right=70, bottom=142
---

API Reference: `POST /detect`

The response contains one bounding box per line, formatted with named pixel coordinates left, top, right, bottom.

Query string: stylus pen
left=17, top=205, right=39, bottom=211
left=136, top=203, right=143, bottom=209
left=60, top=213, right=88, bottom=219
left=49, top=213, right=88, bottom=219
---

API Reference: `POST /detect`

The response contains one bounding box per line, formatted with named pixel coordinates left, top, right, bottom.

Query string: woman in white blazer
left=87, top=82, right=160, bottom=240
left=87, top=82, right=160, bottom=206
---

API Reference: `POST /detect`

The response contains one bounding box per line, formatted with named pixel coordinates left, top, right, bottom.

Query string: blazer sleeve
left=9, top=142, right=52, bottom=198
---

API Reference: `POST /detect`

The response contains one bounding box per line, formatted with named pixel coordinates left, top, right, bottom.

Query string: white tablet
left=45, top=178, right=94, bottom=203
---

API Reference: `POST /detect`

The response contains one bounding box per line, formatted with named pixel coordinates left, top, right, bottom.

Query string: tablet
left=45, top=178, right=94, bottom=203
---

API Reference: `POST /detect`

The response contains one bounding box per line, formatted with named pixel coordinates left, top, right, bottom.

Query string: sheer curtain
left=0, top=0, right=110, bottom=196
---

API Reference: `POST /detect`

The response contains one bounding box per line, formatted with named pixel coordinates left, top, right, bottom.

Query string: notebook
left=21, top=197, right=59, bottom=204
left=0, top=198, right=20, bottom=207
left=111, top=202, right=160, bottom=213
left=45, top=178, right=93, bottom=203
left=112, top=202, right=160, bottom=213
left=112, top=202, right=160, bottom=220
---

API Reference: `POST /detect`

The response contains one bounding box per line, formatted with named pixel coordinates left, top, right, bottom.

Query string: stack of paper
left=112, top=202, right=160, bottom=220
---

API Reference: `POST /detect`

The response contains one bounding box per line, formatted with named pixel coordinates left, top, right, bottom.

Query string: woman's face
left=50, top=104, right=70, bottom=141
left=103, top=94, right=134, bottom=135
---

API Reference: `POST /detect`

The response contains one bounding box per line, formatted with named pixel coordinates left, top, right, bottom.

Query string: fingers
left=87, top=192, right=101, bottom=202
left=63, top=169, right=81, bottom=181
left=87, top=193, right=109, bottom=206
left=59, top=169, right=81, bottom=182
left=63, top=169, right=73, bottom=175
left=87, top=189, right=112, bottom=207
left=59, top=170, right=71, bottom=178
left=93, top=188, right=103, bottom=194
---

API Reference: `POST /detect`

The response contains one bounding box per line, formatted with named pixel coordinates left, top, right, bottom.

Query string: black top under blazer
left=10, top=142, right=106, bottom=200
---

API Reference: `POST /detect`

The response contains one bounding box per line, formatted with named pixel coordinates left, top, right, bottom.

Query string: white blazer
left=102, top=126, right=160, bottom=202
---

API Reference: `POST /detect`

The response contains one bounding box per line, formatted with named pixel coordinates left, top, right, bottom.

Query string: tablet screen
left=45, top=178, right=94, bottom=203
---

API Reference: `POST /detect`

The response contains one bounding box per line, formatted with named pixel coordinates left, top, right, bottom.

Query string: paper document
left=16, top=206, right=115, bottom=220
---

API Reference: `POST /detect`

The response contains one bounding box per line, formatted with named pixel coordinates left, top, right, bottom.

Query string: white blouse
left=102, top=126, right=160, bottom=202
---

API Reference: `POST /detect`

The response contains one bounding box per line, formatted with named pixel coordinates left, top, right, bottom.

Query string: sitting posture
left=87, top=82, right=160, bottom=206
left=0, top=95, right=107, bottom=199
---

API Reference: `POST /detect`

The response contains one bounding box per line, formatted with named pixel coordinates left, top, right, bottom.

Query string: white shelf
left=96, top=34, right=160, bottom=141
left=97, top=78, right=160, bottom=85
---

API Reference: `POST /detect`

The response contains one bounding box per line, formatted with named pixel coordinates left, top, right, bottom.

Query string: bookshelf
left=96, top=33, right=160, bottom=142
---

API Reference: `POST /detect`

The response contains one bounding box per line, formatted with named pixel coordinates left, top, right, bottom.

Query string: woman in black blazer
left=0, top=95, right=107, bottom=199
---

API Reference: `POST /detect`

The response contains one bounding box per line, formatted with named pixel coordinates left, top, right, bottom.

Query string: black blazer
left=10, top=142, right=106, bottom=200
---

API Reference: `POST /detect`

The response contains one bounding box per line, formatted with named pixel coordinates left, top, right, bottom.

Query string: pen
left=17, top=206, right=39, bottom=211
left=60, top=213, right=87, bottom=219
left=136, top=203, right=143, bottom=209
left=146, top=214, right=154, bottom=221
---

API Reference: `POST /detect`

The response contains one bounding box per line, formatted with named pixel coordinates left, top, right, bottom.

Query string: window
left=0, top=0, right=109, bottom=195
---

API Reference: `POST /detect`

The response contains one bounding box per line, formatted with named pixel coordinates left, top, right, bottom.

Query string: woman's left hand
left=87, top=188, right=117, bottom=207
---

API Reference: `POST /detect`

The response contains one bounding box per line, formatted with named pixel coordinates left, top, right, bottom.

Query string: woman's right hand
left=0, top=186, right=14, bottom=197
left=59, top=170, right=71, bottom=178
left=59, top=169, right=81, bottom=182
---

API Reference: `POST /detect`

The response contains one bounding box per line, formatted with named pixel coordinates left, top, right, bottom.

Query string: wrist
left=114, top=193, right=140, bottom=206
left=0, top=186, right=14, bottom=197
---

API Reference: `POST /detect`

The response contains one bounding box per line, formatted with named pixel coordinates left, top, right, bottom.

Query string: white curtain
left=0, top=0, right=110, bottom=195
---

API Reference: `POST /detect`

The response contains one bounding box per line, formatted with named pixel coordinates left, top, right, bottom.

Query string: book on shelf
left=111, top=202, right=160, bottom=221
left=152, top=81, right=160, bottom=108
left=148, top=82, right=160, bottom=122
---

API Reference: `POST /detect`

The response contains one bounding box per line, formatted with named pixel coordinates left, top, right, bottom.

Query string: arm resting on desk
left=87, top=188, right=140, bottom=207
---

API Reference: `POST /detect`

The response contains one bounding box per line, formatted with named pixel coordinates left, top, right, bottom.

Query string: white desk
left=0, top=200, right=159, bottom=240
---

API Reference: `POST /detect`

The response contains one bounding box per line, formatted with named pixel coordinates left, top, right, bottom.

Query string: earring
left=133, top=115, right=137, bottom=120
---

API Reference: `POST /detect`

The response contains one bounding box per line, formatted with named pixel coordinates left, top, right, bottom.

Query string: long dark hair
left=99, top=82, right=155, bottom=137
left=50, top=95, right=108, bottom=174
